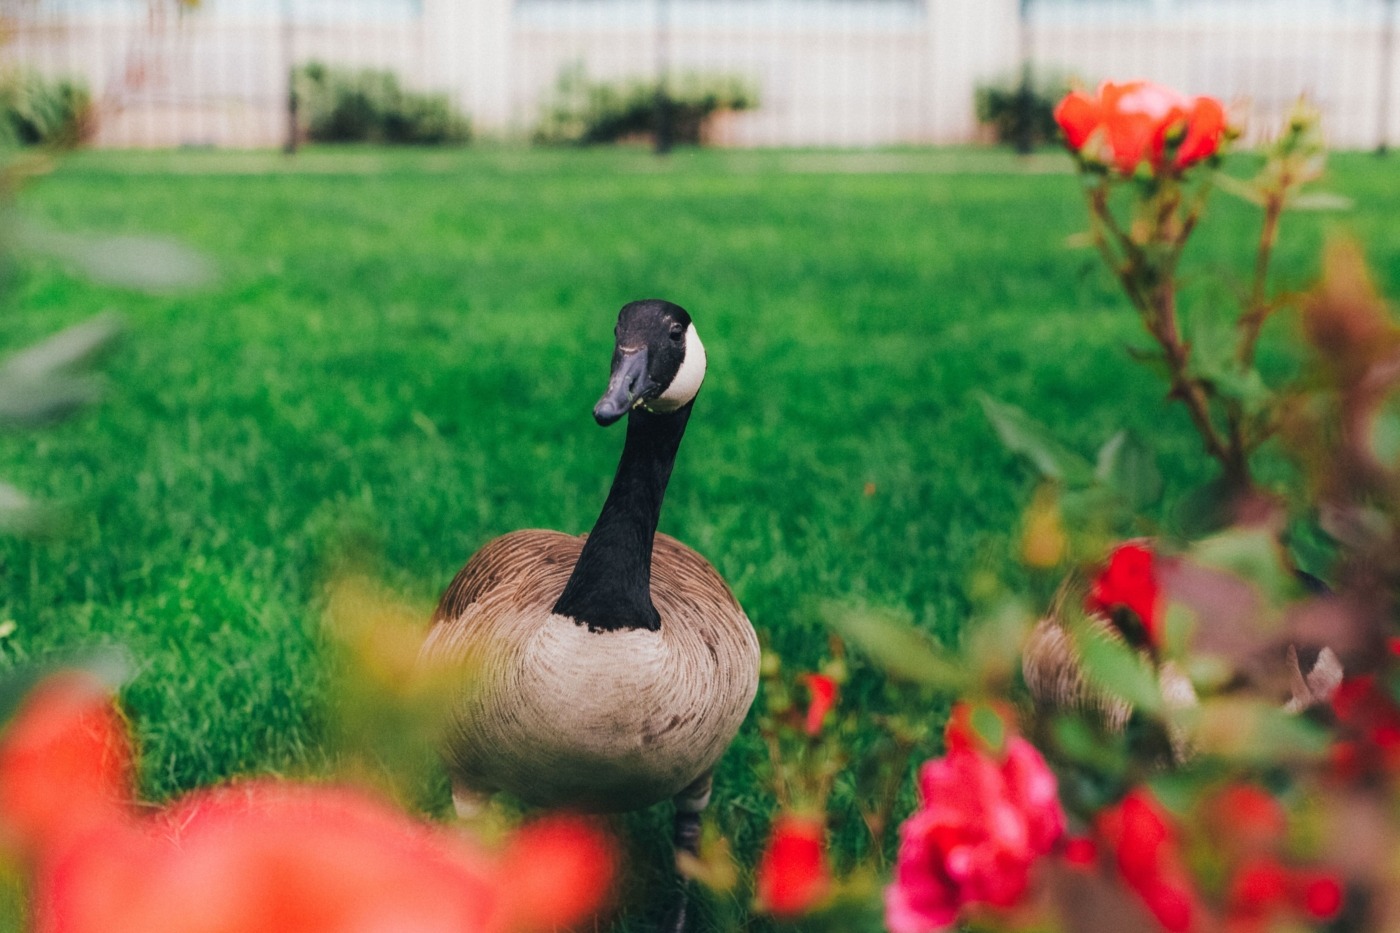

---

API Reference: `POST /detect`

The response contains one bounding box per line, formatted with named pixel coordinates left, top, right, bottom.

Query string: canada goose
left=421, top=299, right=760, bottom=931
left=1022, top=611, right=1199, bottom=760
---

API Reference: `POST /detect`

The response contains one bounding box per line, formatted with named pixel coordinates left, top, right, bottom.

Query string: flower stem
left=1237, top=187, right=1287, bottom=367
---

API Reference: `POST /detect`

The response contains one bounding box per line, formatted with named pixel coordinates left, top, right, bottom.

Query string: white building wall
left=1, top=0, right=1397, bottom=149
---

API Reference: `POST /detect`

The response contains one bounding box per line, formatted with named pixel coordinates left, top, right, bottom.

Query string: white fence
left=2, top=0, right=1397, bottom=149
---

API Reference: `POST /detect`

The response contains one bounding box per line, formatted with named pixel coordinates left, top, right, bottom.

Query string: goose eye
left=669, top=324, right=685, bottom=343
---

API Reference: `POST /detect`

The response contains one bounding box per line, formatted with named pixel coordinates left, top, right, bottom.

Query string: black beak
left=593, top=348, right=651, bottom=426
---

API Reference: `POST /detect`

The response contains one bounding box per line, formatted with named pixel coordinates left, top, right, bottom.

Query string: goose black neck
left=553, top=403, right=693, bottom=632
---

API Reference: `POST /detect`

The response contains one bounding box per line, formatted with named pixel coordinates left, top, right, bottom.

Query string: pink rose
left=885, top=722, right=1064, bottom=933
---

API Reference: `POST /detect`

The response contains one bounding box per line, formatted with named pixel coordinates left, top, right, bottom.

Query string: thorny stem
left=857, top=730, right=918, bottom=868
left=1086, top=179, right=1253, bottom=492
left=1237, top=187, right=1288, bottom=367
left=759, top=723, right=790, bottom=809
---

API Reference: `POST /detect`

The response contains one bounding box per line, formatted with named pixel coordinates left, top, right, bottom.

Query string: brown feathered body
left=421, top=528, right=760, bottom=813
left=1022, top=615, right=1198, bottom=760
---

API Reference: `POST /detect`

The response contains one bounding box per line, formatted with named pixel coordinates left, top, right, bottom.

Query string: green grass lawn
left=1, top=144, right=1398, bottom=927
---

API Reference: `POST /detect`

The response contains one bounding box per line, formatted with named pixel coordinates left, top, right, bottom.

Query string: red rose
left=1055, top=81, right=1226, bottom=176
left=1086, top=541, right=1164, bottom=648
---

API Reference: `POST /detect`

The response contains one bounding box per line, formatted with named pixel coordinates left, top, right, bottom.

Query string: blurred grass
left=0, top=145, right=1396, bottom=927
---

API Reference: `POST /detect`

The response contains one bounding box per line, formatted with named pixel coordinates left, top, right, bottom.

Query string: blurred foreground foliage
left=0, top=69, right=91, bottom=150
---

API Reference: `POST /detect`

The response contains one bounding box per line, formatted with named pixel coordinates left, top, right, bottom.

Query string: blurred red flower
left=1055, top=81, right=1226, bottom=176
left=885, top=710, right=1064, bottom=933
left=0, top=673, right=132, bottom=859
left=1224, top=858, right=1344, bottom=932
left=497, top=814, right=617, bottom=932
left=1330, top=674, right=1400, bottom=778
left=1097, top=784, right=1198, bottom=930
left=798, top=673, right=838, bottom=737
left=755, top=813, right=830, bottom=918
left=1297, top=872, right=1344, bottom=921
left=1095, top=789, right=1198, bottom=933
left=1226, top=857, right=1291, bottom=929
left=0, top=674, right=616, bottom=933
left=1086, top=541, right=1164, bottom=648
left=1206, top=784, right=1287, bottom=852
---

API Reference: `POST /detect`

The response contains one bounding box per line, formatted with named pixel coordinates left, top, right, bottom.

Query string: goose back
left=422, top=529, right=760, bottom=812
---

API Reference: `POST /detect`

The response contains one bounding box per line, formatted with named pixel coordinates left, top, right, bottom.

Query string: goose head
left=593, top=299, right=707, bottom=426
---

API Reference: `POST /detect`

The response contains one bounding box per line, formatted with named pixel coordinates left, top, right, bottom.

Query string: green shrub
left=292, top=62, right=470, bottom=146
left=974, top=67, right=1072, bottom=152
left=0, top=69, right=93, bottom=149
left=533, top=64, right=756, bottom=147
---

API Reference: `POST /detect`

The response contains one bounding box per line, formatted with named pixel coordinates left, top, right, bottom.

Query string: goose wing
left=432, top=529, right=582, bottom=626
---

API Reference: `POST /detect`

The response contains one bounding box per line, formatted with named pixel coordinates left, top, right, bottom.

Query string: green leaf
left=20, top=221, right=215, bottom=293
left=978, top=393, right=1093, bottom=483
left=1190, top=526, right=1296, bottom=607
left=0, top=481, right=57, bottom=536
left=821, top=603, right=970, bottom=691
left=1095, top=430, right=1163, bottom=508
left=0, top=314, right=124, bottom=430
left=1289, top=191, right=1353, bottom=212
left=0, top=371, right=104, bottom=428
left=1072, top=620, right=1163, bottom=717
left=1173, top=477, right=1236, bottom=537
left=1050, top=714, right=1129, bottom=777
left=1190, top=697, right=1329, bottom=764
left=1213, top=173, right=1267, bottom=207
left=1, top=313, right=122, bottom=380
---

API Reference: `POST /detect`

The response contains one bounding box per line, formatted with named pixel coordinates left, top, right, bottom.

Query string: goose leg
left=663, top=774, right=712, bottom=933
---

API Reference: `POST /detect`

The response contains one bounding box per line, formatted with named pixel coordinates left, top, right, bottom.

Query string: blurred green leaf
left=820, top=603, right=971, bottom=692
left=1369, top=403, right=1400, bottom=466
left=1289, top=191, right=1353, bottom=212
left=1189, top=313, right=1273, bottom=416
left=0, top=371, right=103, bottom=428
left=978, top=393, right=1093, bottom=483
left=0, top=313, right=123, bottom=430
left=1285, top=515, right=1337, bottom=587
left=1095, top=430, right=1163, bottom=508
left=1174, top=477, right=1236, bottom=537
left=1214, top=173, right=1267, bottom=207
left=1188, top=696, right=1330, bottom=764
left=1190, top=526, right=1295, bottom=607
left=21, top=222, right=215, bottom=292
left=1072, top=620, right=1163, bottom=717
left=1050, top=714, right=1129, bottom=777
left=2, top=312, right=122, bottom=380
left=0, top=481, right=56, bottom=535
left=970, top=703, right=1007, bottom=751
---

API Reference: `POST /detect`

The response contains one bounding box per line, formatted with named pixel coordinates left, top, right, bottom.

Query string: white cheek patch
left=648, top=324, right=707, bottom=411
